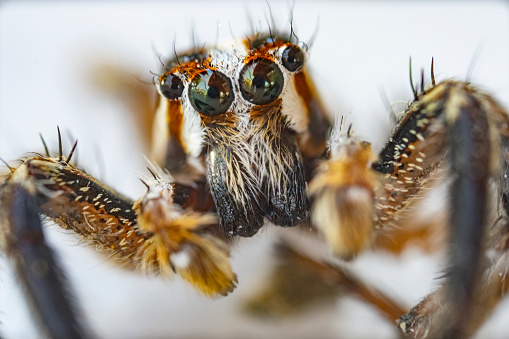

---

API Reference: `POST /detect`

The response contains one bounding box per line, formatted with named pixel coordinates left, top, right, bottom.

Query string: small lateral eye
left=239, top=58, right=283, bottom=105
left=188, top=69, right=234, bottom=116
left=282, top=45, right=304, bottom=72
left=159, top=73, right=184, bottom=100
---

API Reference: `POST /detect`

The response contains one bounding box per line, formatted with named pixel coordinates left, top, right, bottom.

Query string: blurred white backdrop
left=1, top=1, right=509, bottom=338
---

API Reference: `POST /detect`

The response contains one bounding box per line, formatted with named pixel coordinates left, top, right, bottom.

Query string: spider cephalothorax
left=152, top=33, right=330, bottom=237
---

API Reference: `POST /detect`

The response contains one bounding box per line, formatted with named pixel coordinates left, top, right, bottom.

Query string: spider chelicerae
left=1, top=3, right=509, bottom=339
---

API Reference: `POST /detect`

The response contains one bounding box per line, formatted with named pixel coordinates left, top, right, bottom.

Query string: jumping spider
left=1, top=4, right=509, bottom=339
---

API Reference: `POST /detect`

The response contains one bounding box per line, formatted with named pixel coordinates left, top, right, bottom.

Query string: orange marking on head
left=243, top=36, right=290, bottom=63
left=167, top=100, right=185, bottom=150
left=244, top=54, right=275, bottom=64
left=171, top=58, right=213, bottom=82
left=293, top=70, right=314, bottom=114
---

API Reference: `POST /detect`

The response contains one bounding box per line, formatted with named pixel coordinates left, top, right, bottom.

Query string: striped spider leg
left=394, top=80, right=509, bottom=338
left=0, top=131, right=237, bottom=338
left=310, top=66, right=509, bottom=337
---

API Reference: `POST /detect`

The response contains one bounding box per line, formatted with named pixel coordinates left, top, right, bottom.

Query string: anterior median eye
left=159, top=73, right=184, bottom=100
left=189, top=70, right=234, bottom=116
left=282, top=45, right=304, bottom=72
left=239, top=58, right=283, bottom=105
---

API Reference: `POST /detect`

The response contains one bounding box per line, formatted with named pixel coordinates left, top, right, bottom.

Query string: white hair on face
left=209, top=45, right=255, bottom=131
left=180, top=87, right=207, bottom=158
left=179, top=42, right=256, bottom=156
left=150, top=96, right=171, bottom=164
left=274, top=45, right=309, bottom=134
left=279, top=72, right=309, bottom=133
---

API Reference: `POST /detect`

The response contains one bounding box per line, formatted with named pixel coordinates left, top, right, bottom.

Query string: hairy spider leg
left=311, top=79, right=509, bottom=337
left=0, top=141, right=238, bottom=335
left=396, top=83, right=509, bottom=338
left=374, top=80, right=502, bottom=337
left=309, top=81, right=454, bottom=260
left=371, top=79, right=508, bottom=337
left=0, top=164, right=90, bottom=339
left=397, top=164, right=509, bottom=338
left=244, top=241, right=409, bottom=323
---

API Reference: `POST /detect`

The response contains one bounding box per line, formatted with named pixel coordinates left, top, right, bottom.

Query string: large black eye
left=188, top=70, right=234, bottom=116
left=239, top=58, right=283, bottom=105
left=282, top=45, right=304, bottom=72
left=159, top=73, right=184, bottom=100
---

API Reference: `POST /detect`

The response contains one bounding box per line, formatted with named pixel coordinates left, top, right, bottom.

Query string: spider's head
left=152, top=33, right=329, bottom=237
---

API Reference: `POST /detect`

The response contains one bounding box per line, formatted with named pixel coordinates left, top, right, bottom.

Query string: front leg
left=0, top=144, right=237, bottom=336
left=30, top=155, right=236, bottom=296
left=0, top=163, right=91, bottom=339
left=311, top=79, right=509, bottom=337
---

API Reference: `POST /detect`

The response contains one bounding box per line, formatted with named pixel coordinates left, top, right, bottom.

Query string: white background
left=1, top=1, right=509, bottom=338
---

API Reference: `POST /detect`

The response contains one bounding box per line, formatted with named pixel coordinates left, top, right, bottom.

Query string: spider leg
left=398, top=93, right=509, bottom=338
left=311, top=79, right=509, bottom=336
left=383, top=81, right=509, bottom=338
left=0, top=166, right=90, bottom=338
left=440, top=83, right=492, bottom=338
left=374, top=80, right=508, bottom=337
left=245, top=241, right=408, bottom=326
left=397, top=221, right=509, bottom=338
left=397, top=163, right=509, bottom=338
left=309, top=76, right=453, bottom=260
left=0, top=146, right=237, bottom=333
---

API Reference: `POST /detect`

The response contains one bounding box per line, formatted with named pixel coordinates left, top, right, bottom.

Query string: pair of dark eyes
left=159, top=45, right=304, bottom=116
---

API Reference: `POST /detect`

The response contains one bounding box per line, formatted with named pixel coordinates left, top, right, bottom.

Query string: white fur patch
left=279, top=72, right=309, bottom=133
left=181, top=87, right=207, bottom=157
left=345, top=186, right=372, bottom=203
left=169, top=250, right=191, bottom=269
left=273, top=44, right=309, bottom=133
left=209, top=44, right=254, bottom=131
left=151, top=97, right=170, bottom=164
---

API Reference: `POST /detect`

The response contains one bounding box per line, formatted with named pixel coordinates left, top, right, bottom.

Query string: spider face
left=152, top=35, right=328, bottom=236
